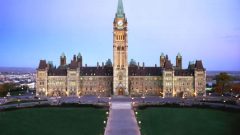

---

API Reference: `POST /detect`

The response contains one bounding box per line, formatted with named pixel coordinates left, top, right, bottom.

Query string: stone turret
left=176, top=53, right=182, bottom=69
left=60, top=53, right=66, bottom=66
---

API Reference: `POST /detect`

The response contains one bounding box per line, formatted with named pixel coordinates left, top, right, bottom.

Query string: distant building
left=36, top=0, right=206, bottom=97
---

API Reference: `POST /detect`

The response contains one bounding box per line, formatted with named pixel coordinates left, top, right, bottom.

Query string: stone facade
left=113, top=1, right=129, bottom=96
left=36, top=0, right=206, bottom=97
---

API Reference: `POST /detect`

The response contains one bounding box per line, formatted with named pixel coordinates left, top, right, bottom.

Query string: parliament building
left=36, top=0, right=206, bottom=97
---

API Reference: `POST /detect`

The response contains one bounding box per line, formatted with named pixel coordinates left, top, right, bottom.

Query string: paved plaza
left=104, top=100, right=141, bottom=135
left=0, top=95, right=240, bottom=135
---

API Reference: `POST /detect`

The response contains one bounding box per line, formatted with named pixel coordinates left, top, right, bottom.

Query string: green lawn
left=0, top=107, right=106, bottom=135
left=137, top=107, right=240, bottom=135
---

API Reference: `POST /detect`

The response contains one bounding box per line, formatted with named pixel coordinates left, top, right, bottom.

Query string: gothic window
left=119, top=75, right=123, bottom=80
left=117, top=46, right=121, bottom=51
left=122, top=47, right=124, bottom=50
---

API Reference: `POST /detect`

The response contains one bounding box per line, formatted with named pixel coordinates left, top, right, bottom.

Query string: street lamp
left=98, top=96, right=100, bottom=103
left=17, top=99, right=21, bottom=107
left=141, top=96, right=145, bottom=103
left=194, top=92, right=197, bottom=97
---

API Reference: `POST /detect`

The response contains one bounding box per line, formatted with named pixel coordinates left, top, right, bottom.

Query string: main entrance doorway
left=118, top=88, right=124, bottom=95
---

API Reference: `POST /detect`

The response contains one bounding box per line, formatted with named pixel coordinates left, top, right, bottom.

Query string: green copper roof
left=116, top=0, right=125, bottom=18
left=177, top=52, right=182, bottom=58
left=77, top=52, right=82, bottom=58
left=160, top=53, right=165, bottom=57
left=61, top=52, right=65, bottom=58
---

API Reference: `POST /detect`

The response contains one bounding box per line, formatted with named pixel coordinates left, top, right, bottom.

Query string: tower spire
left=116, top=0, right=125, bottom=18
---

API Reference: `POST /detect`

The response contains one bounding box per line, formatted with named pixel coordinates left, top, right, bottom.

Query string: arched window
left=119, top=75, right=123, bottom=80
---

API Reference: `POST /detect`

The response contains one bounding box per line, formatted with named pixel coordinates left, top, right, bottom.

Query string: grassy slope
left=138, top=108, right=240, bottom=135
left=0, top=107, right=106, bottom=135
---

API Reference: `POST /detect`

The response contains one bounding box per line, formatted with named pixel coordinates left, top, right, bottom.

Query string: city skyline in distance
left=0, top=0, right=240, bottom=71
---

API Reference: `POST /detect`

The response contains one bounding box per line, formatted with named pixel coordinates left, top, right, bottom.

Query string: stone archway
left=52, top=91, right=60, bottom=97
left=176, top=91, right=184, bottom=97
left=116, top=83, right=126, bottom=96
left=118, top=87, right=124, bottom=95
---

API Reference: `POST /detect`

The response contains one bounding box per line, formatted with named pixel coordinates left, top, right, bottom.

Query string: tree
left=0, top=83, right=29, bottom=97
left=230, top=83, right=240, bottom=94
left=214, top=72, right=232, bottom=94
left=0, top=83, right=13, bottom=97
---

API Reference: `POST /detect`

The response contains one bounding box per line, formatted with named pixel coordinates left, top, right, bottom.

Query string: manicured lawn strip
left=138, top=107, right=240, bottom=135
left=0, top=107, right=106, bottom=135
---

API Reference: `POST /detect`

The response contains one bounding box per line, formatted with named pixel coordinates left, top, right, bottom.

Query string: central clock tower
left=113, top=0, right=129, bottom=96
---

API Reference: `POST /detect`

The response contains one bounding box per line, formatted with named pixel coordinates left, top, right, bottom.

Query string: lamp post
left=38, top=97, right=41, bottom=104
left=78, top=96, right=81, bottom=103
left=17, top=99, right=20, bottom=107
left=142, top=95, right=145, bottom=103
left=98, top=95, right=100, bottom=103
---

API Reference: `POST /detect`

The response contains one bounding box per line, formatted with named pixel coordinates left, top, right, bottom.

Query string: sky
left=0, top=0, right=240, bottom=71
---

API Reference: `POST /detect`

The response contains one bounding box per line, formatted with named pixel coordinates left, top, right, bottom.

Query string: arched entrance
left=52, top=91, right=60, bottom=97
left=176, top=91, right=184, bottom=97
left=118, top=88, right=124, bottom=95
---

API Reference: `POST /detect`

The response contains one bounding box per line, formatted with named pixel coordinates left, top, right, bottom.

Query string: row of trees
left=0, top=83, right=29, bottom=97
left=213, top=72, right=240, bottom=94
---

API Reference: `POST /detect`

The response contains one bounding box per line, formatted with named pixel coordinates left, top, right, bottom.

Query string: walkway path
left=104, top=101, right=141, bottom=135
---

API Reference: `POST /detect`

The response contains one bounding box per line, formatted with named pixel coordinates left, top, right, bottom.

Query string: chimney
left=85, top=64, right=87, bottom=67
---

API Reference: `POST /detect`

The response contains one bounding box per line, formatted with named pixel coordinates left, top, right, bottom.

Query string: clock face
left=117, top=20, right=123, bottom=27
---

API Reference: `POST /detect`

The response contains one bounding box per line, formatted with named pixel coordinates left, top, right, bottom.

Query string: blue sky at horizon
left=0, top=0, right=240, bottom=71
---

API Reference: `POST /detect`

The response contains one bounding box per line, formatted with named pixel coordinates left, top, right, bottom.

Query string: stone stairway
left=111, top=102, right=132, bottom=109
